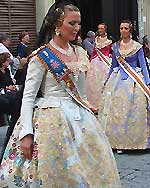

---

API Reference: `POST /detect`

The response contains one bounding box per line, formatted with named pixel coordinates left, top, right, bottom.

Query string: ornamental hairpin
left=55, top=8, right=65, bottom=16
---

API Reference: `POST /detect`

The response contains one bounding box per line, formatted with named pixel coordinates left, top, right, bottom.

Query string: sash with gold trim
left=113, top=42, right=150, bottom=100
left=37, top=45, right=93, bottom=113
left=95, top=47, right=111, bottom=69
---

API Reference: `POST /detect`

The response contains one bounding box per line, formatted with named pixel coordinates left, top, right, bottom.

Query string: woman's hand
left=20, top=134, right=34, bottom=160
left=6, top=85, right=16, bottom=91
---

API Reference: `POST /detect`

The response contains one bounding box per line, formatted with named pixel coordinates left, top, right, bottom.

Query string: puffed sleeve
left=77, top=46, right=90, bottom=102
left=19, top=56, right=46, bottom=140
left=138, top=48, right=150, bottom=85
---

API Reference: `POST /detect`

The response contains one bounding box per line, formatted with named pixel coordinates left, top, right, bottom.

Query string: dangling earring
left=130, top=34, right=132, bottom=39
left=55, top=27, right=60, bottom=36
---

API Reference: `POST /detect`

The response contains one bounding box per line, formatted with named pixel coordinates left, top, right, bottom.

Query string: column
left=137, top=0, right=144, bottom=40
left=36, top=0, right=55, bottom=32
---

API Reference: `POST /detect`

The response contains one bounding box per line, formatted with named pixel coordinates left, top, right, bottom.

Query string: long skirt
left=86, top=56, right=110, bottom=127
left=86, top=56, right=110, bottom=108
left=103, top=71, right=150, bottom=149
left=0, top=100, right=121, bottom=187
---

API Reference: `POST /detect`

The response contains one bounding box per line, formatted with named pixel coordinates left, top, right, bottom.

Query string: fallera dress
left=103, top=40, right=150, bottom=149
left=86, top=37, right=112, bottom=127
left=0, top=45, right=121, bottom=188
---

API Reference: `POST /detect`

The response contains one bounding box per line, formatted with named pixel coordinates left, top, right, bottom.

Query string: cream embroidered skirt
left=0, top=100, right=121, bottom=188
left=103, top=71, right=150, bottom=149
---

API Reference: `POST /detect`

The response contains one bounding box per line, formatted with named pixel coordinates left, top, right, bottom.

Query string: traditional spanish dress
left=0, top=44, right=121, bottom=188
left=104, top=40, right=150, bottom=149
left=86, top=37, right=112, bottom=126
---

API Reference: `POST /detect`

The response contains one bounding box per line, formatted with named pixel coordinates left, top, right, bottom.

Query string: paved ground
left=114, top=151, right=150, bottom=188
left=0, top=125, right=150, bottom=187
left=0, top=125, right=8, bottom=154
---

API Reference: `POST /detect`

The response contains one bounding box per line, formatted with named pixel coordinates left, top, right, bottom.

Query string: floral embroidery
left=0, top=49, right=120, bottom=187
left=14, top=175, right=24, bottom=187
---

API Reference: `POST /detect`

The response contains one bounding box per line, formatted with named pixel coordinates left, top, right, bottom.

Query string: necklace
left=121, top=39, right=133, bottom=46
left=98, top=35, right=107, bottom=39
left=50, top=39, right=73, bottom=56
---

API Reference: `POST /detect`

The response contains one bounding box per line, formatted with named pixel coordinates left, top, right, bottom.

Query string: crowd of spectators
left=0, top=31, right=31, bottom=161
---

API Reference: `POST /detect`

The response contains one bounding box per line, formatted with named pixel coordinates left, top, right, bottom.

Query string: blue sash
left=37, top=46, right=93, bottom=113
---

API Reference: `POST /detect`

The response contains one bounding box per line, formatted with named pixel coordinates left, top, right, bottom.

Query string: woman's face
left=22, top=34, right=30, bottom=44
left=3, top=57, right=11, bottom=68
left=59, top=10, right=81, bottom=42
left=3, top=38, right=11, bottom=47
left=98, top=24, right=106, bottom=36
left=120, top=23, right=131, bottom=39
left=77, top=35, right=82, bottom=45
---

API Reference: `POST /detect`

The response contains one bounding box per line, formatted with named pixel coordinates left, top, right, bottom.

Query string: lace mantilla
left=66, top=46, right=89, bottom=74
left=96, top=37, right=112, bottom=49
left=119, top=41, right=142, bottom=58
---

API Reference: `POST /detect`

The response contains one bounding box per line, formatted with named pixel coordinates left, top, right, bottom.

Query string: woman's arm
left=138, top=48, right=150, bottom=85
left=19, top=56, right=46, bottom=140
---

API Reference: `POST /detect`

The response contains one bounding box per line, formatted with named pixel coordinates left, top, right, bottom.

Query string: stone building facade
left=138, top=0, right=150, bottom=40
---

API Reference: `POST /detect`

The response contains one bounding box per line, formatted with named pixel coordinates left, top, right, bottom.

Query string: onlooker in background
left=143, top=35, right=150, bottom=62
left=15, top=31, right=30, bottom=86
left=76, top=35, right=82, bottom=46
left=14, top=58, right=28, bottom=86
left=0, top=52, right=22, bottom=123
left=0, top=34, right=12, bottom=58
left=71, top=31, right=83, bottom=46
left=142, top=35, right=150, bottom=75
left=17, top=31, right=30, bottom=59
left=82, top=31, right=95, bottom=58
left=0, top=33, right=14, bottom=77
left=0, top=52, right=14, bottom=126
left=0, top=53, right=14, bottom=89
left=0, top=33, right=20, bottom=76
left=0, top=52, right=22, bottom=162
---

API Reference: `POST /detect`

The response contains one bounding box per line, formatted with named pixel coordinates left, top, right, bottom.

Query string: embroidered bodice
left=91, top=37, right=112, bottom=59
left=19, top=45, right=89, bottom=139
left=95, top=36, right=112, bottom=49
left=109, top=40, right=150, bottom=84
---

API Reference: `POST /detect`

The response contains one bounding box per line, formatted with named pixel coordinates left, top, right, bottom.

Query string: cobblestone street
left=115, top=151, right=150, bottom=188
left=0, top=126, right=150, bottom=188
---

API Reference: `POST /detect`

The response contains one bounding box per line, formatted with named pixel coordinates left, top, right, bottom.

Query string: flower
left=9, top=169, right=13, bottom=174
left=32, top=150, right=38, bottom=159
left=14, top=156, right=23, bottom=166
left=12, top=143, right=16, bottom=147
left=9, top=152, right=17, bottom=160
left=13, top=137, right=17, bottom=142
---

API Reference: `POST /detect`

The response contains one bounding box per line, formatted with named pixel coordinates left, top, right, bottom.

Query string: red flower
left=9, top=169, right=12, bottom=174
left=9, top=152, right=17, bottom=160
left=12, top=143, right=16, bottom=147
left=32, top=150, right=38, bottom=158
left=52, top=61, right=59, bottom=69
left=13, top=138, right=17, bottom=142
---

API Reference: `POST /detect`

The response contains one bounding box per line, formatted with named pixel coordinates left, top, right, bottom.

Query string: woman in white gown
left=0, top=4, right=121, bottom=188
